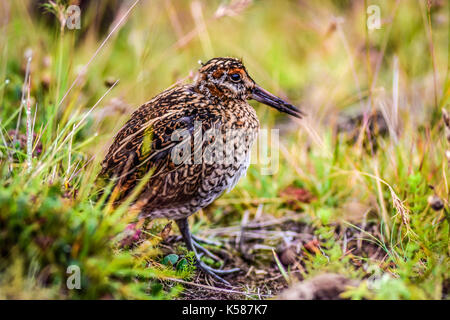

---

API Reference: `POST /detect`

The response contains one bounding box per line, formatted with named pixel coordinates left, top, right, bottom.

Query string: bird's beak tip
left=251, top=85, right=304, bottom=119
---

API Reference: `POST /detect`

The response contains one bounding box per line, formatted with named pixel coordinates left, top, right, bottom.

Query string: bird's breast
left=221, top=100, right=260, bottom=130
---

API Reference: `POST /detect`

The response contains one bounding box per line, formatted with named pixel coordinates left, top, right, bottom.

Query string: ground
left=0, top=0, right=449, bottom=300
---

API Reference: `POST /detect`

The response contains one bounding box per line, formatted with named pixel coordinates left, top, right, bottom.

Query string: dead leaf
left=280, top=186, right=315, bottom=210
left=158, top=221, right=172, bottom=240
left=303, top=239, right=320, bottom=254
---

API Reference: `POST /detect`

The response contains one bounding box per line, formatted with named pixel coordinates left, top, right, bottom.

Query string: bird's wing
left=97, top=86, right=221, bottom=202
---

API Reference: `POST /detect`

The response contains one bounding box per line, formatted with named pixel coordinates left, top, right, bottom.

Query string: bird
left=98, top=57, right=304, bottom=284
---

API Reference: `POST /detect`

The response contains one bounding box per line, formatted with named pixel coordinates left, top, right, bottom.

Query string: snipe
left=98, top=57, right=303, bottom=284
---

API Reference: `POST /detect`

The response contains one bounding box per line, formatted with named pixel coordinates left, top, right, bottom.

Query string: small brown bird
left=98, top=57, right=303, bottom=284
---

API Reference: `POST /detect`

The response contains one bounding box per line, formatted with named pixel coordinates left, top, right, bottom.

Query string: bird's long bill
left=251, top=85, right=304, bottom=119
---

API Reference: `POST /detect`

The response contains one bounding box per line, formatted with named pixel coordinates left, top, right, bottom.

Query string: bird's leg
left=175, top=218, right=239, bottom=286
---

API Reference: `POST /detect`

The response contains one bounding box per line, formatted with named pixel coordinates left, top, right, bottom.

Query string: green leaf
left=176, top=258, right=188, bottom=272
left=162, top=254, right=179, bottom=266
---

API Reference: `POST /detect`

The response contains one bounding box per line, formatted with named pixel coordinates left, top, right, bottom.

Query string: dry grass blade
left=25, top=75, right=32, bottom=172
left=272, top=249, right=290, bottom=285
left=335, top=169, right=413, bottom=236
left=57, top=0, right=141, bottom=109
left=12, top=51, right=32, bottom=153
left=214, top=0, right=253, bottom=19
left=32, top=80, right=119, bottom=178
left=191, top=1, right=213, bottom=57
left=442, top=108, right=450, bottom=167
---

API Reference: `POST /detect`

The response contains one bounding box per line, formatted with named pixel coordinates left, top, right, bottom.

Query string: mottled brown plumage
left=98, top=57, right=303, bottom=284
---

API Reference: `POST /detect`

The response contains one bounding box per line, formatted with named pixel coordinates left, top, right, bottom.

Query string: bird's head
left=194, top=57, right=304, bottom=119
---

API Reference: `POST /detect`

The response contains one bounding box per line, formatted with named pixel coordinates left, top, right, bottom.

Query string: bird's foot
left=192, top=238, right=222, bottom=261
left=195, top=259, right=240, bottom=286
left=190, top=238, right=240, bottom=286
left=175, top=218, right=239, bottom=286
left=191, top=235, right=222, bottom=247
left=192, top=236, right=240, bottom=286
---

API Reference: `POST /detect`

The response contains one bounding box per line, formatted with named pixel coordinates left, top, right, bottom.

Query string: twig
left=203, top=227, right=311, bottom=241
left=164, top=277, right=272, bottom=298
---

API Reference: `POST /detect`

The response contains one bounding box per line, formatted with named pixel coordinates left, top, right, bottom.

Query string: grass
left=0, top=0, right=449, bottom=299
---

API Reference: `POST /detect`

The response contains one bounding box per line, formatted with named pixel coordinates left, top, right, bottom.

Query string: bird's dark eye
left=229, top=73, right=241, bottom=82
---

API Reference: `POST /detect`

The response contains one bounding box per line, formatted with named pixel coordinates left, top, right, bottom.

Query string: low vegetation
left=0, top=0, right=448, bottom=299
